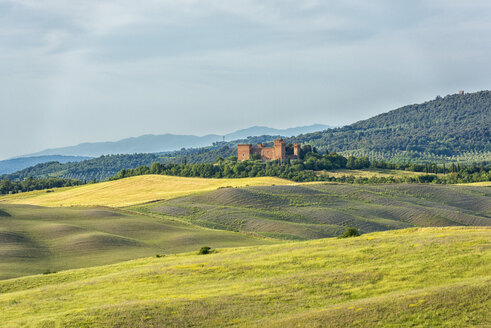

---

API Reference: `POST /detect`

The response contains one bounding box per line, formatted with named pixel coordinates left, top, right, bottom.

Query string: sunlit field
left=1, top=175, right=292, bottom=207
left=0, top=227, right=489, bottom=327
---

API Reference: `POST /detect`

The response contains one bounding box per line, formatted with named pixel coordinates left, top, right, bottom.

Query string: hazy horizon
left=2, top=1, right=491, bottom=159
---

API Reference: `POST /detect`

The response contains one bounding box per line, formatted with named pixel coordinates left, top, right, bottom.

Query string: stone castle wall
left=238, top=138, right=301, bottom=161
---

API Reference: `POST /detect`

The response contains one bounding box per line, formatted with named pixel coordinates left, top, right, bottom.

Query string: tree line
left=109, top=150, right=491, bottom=184
left=0, top=177, right=84, bottom=194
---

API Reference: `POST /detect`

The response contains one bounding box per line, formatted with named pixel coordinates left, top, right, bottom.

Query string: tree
left=339, top=227, right=360, bottom=238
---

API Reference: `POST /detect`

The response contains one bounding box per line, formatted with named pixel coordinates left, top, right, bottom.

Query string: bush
left=198, top=246, right=212, bottom=255
left=339, top=227, right=360, bottom=238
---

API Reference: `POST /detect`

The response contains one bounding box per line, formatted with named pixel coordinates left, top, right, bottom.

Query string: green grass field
left=0, top=204, right=273, bottom=280
left=144, top=183, right=491, bottom=240
left=0, top=227, right=489, bottom=327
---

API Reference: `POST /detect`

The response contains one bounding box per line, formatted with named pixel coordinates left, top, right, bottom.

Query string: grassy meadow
left=0, top=227, right=489, bottom=327
left=1, top=175, right=291, bottom=207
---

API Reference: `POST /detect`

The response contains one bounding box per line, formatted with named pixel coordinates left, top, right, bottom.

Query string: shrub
left=339, top=227, right=360, bottom=238
left=198, top=246, right=212, bottom=255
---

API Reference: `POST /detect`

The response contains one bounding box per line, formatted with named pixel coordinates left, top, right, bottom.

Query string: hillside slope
left=0, top=203, right=271, bottom=280
left=1, top=175, right=292, bottom=207
left=290, top=90, right=491, bottom=162
left=1, top=227, right=489, bottom=327
left=146, top=183, right=491, bottom=239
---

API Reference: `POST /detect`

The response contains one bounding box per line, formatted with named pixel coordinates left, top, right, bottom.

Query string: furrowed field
left=0, top=227, right=489, bottom=327
left=142, top=183, right=491, bottom=240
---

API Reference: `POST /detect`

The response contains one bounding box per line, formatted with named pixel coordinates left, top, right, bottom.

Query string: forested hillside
left=289, top=91, right=491, bottom=162
left=1, top=154, right=163, bottom=182
left=0, top=155, right=91, bottom=175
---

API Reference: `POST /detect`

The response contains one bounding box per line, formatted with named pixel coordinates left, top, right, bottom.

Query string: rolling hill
left=144, top=183, right=491, bottom=240
left=1, top=227, right=489, bottom=327
left=289, top=90, right=491, bottom=163
left=1, top=174, right=488, bottom=282
left=0, top=203, right=271, bottom=280
left=2, top=175, right=291, bottom=207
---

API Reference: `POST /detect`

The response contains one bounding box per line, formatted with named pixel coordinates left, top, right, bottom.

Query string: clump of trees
left=338, top=227, right=360, bottom=238
left=198, top=246, right=212, bottom=255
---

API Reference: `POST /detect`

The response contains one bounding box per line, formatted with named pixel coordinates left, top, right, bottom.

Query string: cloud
left=0, top=0, right=490, bottom=159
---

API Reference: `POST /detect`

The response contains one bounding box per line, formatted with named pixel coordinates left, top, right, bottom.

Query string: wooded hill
left=289, top=91, right=491, bottom=163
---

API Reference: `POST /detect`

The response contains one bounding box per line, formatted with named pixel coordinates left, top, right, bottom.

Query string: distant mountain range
left=19, top=124, right=332, bottom=158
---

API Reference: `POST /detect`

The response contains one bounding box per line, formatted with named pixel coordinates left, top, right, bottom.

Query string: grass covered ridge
left=1, top=175, right=292, bottom=207
left=0, top=227, right=489, bottom=327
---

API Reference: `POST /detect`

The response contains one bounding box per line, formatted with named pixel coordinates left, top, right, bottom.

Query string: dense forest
left=289, top=91, right=491, bottom=163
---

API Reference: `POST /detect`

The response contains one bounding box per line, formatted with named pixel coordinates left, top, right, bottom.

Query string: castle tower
left=293, top=143, right=301, bottom=158
left=237, top=144, right=252, bottom=161
left=273, top=138, right=286, bottom=160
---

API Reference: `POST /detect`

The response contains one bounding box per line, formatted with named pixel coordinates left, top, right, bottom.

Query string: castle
left=237, top=138, right=301, bottom=161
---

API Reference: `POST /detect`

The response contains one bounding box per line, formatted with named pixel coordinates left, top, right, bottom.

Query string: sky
left=1, top=0, right=491, bottom=159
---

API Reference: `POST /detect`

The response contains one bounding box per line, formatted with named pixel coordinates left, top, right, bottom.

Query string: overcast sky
left=1, top=0, right=490, bottom=159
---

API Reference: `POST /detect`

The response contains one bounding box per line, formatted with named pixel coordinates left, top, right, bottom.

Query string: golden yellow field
left=316, top=168, right=426, bottom=178
left=1, top=175, right=293, bottom=207
left=457, top=181, right=491, bottom=186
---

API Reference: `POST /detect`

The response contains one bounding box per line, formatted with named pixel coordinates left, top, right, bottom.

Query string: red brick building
left=237, top=138, right=301, bottom=161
